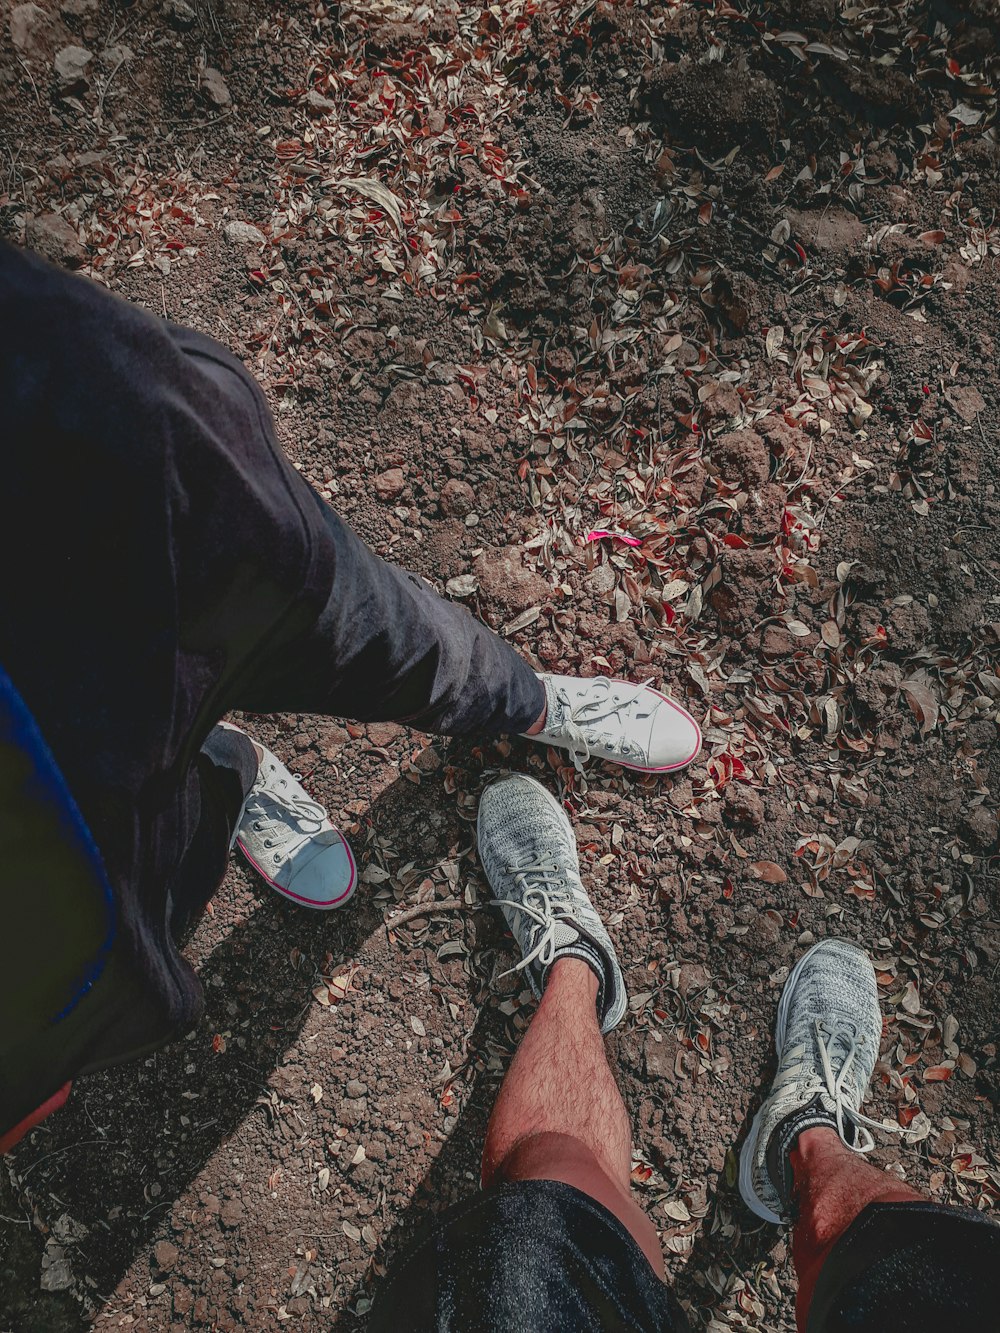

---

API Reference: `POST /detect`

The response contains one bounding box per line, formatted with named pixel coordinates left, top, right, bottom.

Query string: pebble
left=439, top=477, right=476, bottom=517
left=200, top=66, right=231, bottom=107
left=152, top=1240, right=179, bottom=1272
left=25, top=213, right=85, bottom=268
left=100, top=45, right=134, bottom=69
left=374, top=468, right=405, bottom=501
left=345, top=1079, right=367, bottom=1098
left=10, top=4, right=50, bottom=59
left=306, top=88, right=337, bottom=112
left=163, top=0, right=197, bottom=27
left=223, top=219, right=266, bottom=246
left=54, top=44, right=93, bottom=87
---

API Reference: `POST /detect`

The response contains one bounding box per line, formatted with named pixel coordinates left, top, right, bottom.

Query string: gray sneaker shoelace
left=782, top=1019, right=900, bottom=1153
left=235, top=776, right=327, bottom=857
left=492, top=853, right=580, bottom=978
left=553, top=677, right=662, bottom=771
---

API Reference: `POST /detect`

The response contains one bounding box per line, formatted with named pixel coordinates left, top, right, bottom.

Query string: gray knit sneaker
left=740, top=940, right=892, bottom=1224
left=477, top=775, right=627, bottom=1034
left=222, top=724, right=357, bottom=910
left=525, top=674, right=701, bottom=774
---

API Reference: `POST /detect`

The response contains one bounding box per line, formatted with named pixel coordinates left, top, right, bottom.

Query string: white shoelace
left=551, top=677, right=661, bottom=772
left=783, top=1020, right=904, bottom=1153
left=491, top=859, right=577, bottom=978
left=236, top=775, right=327, bottom=859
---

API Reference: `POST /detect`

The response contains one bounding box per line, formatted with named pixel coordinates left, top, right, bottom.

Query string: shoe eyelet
left=273, top=853, right=281, bottom=863
left=263, top=840, right=272, bottom=848
left=252, top=822, right=261, bottom=831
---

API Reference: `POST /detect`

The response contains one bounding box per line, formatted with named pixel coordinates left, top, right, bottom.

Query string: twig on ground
left=383, top=897, right=468, bottom=932
left=96, top=52, right=128, bottom=127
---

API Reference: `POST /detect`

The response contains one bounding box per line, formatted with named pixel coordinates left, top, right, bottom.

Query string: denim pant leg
left=231, top=489, right=546, bottom=737
left=165, top=726, right=259, bottom=939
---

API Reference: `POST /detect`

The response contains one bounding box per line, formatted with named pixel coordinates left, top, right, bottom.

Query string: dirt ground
left=2, top=0, right=1000, bottom=1328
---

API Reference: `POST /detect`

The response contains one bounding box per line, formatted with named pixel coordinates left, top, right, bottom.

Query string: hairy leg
left=791, top=1127, right=923, bottom=1329
left=481, top=957, right=664, bottom=1276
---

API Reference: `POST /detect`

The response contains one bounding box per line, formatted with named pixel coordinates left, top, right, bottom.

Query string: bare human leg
left=789, top=1127, right=922, bottom=1329
left=482, top=957, right=665, bottom=1278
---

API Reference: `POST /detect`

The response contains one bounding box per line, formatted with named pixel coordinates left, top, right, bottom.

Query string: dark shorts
left=370, top=1181, right=1000, bottom=1333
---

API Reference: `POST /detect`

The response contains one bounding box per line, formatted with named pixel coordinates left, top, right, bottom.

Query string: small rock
left=163, top=0, right=197, bottom=27
left=374, top=467, right=405, bottom=501
left=711, top=429, right=770, bottom=490
left=761, top=624, right=794, bottom=659
left=345, top=1079, right=368, bottom=1099
left=60, top=0, right=97, bottom=13
left=644, top=1030, right=679, bottom=1080
left=152, top=1240, right=179, bottom=1272
left=961, top=806, right=998, bottom=852
left=40, top=1243, right=74, bottom=1292
left=200, top=66, right=231, bottom=107
left=584, top=563, right=617, bottom=597
left=366, top=721, right=401, bottom=747
left=54, top=43, right=93, bottom=88
left=99, top=44, right=134, bottom=69
left=944, top=384, right=987, bottom=424
left=676, top=962, right=709, bottom=998
left=724, top=783, right=765, bottom=828
left=472, top=546, right=551, bottom=616
left=10, top=4, right=51, bottom=59
left=223, top=219, right=266, bottom=246
left=306, top=88, right=337, bottom=112
left=25, top=213, right=86, bottom=268
left=439, top=478, right=476, bottom=517
left=339, top=1097, right=367, bottom=1128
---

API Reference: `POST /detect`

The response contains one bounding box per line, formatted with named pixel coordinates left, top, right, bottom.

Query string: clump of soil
left=642, top=59, right=783, bottom=155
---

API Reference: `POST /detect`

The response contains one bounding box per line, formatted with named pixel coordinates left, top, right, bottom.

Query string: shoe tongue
left=550, top=918, right=582, bottom=951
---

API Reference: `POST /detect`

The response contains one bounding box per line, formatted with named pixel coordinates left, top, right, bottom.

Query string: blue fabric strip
left=0, top=662, right=116, bottom=1021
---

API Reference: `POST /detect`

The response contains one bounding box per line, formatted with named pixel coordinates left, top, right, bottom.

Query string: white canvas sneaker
left=477, top=774, right=627, bottom=1034
left=223, top=726, right=357, bottom=910
left=739, top=939, right=894, bottom=1224
left=525, top=674, right=701, bottom=774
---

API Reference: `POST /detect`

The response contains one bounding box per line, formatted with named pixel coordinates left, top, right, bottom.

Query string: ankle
left=793, top=1125, right=847, bottom=1166
left=524, top=698, right=548, bottom=736
left=546, top=956, right=600, bottom=1002
left=791, top=1131, right=924, bottom=1256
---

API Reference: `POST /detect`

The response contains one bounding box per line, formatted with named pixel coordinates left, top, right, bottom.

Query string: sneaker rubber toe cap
left=278, top=834, right=357, bottom=910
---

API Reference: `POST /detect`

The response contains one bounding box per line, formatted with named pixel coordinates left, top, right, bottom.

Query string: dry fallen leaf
left=900, top=679, right=940, bottom=737
left=332, top=176, right=405, bottom=232
left=750, top=861, right=788, bottom=883
left=924, top=1065, right=954, bottom=1082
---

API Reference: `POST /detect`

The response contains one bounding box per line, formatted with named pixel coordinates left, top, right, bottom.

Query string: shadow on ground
left=1, top=757, right=477, bottom=1330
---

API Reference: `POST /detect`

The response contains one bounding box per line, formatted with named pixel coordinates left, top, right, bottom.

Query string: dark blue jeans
left=370, top=1182, right=1000, bottom=1333
left=0, top=241, right=543, bottom=1135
